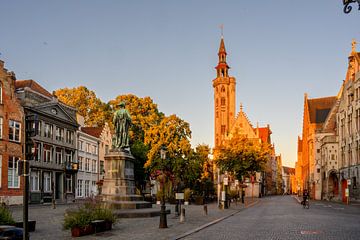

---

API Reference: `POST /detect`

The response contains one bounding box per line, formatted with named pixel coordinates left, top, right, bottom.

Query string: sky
left=0, top=0, right=359, bottom=167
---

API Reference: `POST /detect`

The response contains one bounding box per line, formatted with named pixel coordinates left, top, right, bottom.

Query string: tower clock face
left=51, top=108, right=57, bottom=114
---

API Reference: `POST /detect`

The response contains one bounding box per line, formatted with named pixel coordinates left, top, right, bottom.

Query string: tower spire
left=215, top=34, right=230, bottom=78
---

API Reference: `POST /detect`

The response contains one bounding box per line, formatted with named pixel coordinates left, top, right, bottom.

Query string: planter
left=91, top=220, right=113, bottom=233
left=184, top=201, right=189, bottom=205
left=156, top=200, right=161, bottom=205
left=14, top=220, right=36, bottom=232
left=71, top=225, right=94, bottom=237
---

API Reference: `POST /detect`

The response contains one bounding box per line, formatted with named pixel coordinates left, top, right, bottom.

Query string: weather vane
left=343, top=0, right=360, bottom=14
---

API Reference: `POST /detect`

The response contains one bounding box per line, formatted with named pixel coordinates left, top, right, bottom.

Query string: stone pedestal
left=101, top=150, right=152, bottom=209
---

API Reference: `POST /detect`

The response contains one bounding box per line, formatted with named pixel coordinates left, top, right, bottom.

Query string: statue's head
left=118, top=101, right=126, bottom=108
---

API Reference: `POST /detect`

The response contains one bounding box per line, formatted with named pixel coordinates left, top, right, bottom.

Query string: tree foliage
left=54, top=86, right=109, bottom=127
left=215, top=133, right=271, bottom=181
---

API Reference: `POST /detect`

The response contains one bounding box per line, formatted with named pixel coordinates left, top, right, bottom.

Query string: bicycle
left=302, top=198, right=310, bottom=209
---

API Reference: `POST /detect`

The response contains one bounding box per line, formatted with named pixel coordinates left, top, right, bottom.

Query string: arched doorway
left=341, top=179, right=347, bottom=203
left=327, top=171, right=339, bottom=200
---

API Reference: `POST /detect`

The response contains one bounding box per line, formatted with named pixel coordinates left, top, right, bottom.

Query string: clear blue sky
left=1, top=1, right=359, bottom=167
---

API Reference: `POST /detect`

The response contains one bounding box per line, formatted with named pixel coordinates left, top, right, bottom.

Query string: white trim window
left=84, top=180, right=90, bottom=197
left=8, top=156, right=20, bottom=188
left=44, top=123, right=53, bottom=139
left=77, top=179, right=83, bottom=197
left=65, top=151, right=72, bottom=163
left=56, top=127, right=64, bottom=142
left=43, top=172, right=51, bottom=192
left=78, top=157, right=83, bottom=171
left=43, top=145, right=52, bottom=163
left=0, top=117, right=3, bottom=139
left=55, top=148, right=62, bottom=164
left=85, top=158, right=90, bottom=172
left=30, top=171, right=40, bottom=191
left=92, top=160, right=97, bottom=173
left=78, top=140, right=83, bottom=151
left=9, top=120, right=21, bottom=142
left=66, top=175, right=72, bottom=193
left=0, top=155, right=2, bottom=188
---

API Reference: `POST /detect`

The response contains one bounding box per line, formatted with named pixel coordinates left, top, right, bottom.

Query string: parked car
left=0, top=226, right=23, bottom=240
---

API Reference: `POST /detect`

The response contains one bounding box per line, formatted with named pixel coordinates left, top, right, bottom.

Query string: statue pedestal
left=101, top=150, right=152, bottom=209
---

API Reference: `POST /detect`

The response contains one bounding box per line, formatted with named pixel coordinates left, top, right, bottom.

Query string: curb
left=172, top=200, right=259, bottom=240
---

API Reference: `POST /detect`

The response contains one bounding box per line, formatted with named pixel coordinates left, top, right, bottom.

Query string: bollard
left=203, top=204, right=208, bottom=216
left=175, top=203, right=179, bottom=216
left=180, top=208, right=185, bottom=222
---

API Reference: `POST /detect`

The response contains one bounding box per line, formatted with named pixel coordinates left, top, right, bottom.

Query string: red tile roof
left=15, top=80, right=52, bottom=98
left=81, top=127, right=103, bottom=138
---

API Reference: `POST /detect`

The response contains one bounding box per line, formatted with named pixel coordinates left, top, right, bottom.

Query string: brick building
left=0, top=60, right=25, bottom=205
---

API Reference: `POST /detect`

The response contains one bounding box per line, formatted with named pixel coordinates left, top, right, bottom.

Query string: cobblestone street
left=184, top=195, right=360, bottom=240
left=9, top=198, right=257, bottom=240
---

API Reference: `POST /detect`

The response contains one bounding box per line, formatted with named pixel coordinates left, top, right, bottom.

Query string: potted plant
left=0, top=205, right=15, bottom=225
left=63, top=208, right=94, bottom=237
left=184, top=188, right=191, bottom=205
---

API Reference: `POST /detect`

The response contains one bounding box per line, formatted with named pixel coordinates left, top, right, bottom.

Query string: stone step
left=101, top=194, right=144, bottom=202
left=114, top=208, right=171, bottom=218
left=104, top=200, right=152, bottom=209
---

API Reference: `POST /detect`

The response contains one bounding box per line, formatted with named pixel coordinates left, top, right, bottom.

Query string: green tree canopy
left=215, top=133, right=271, bottom=181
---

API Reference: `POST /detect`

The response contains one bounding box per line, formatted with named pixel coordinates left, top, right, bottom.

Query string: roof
left=283, top=166, right=295, bottom=175
left=218, top=37, right=227, bottom=54
left=81, top=127, right=103, bottom=138
left=307, top=96, right=337, bottom=124
left=258, top=127, right=272, bottom=144
left=15, top=79, right=52, bottom=98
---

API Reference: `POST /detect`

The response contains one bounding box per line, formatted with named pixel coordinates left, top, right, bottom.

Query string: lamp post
left=159, top=146, right=168, bottom=228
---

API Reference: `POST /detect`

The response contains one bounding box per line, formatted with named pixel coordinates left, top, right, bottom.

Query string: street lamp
left=159, top=145, right=168, bottom=228
left=343, top=0, right=360, bottom=13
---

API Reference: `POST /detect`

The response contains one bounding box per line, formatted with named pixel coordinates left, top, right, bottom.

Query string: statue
left=112, top=101, right=131, bottom=151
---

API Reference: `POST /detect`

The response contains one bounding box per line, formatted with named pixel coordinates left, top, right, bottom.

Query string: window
left=66, top=130, right=74, bottom=144
left=55, top=148, right=62, bottom=164
left=93, top=145, right=97, bottom=155
left=43, top=172, right=51, bottom=192
left=91, top=181, right=96, bottom=195
left=78, top=157, right=83, bottom=171
left=86, top=143, right=90, bottom=153
left=65, top=151, right=72, bottom=163
left=92, top=160, right=97, bottom=173
left=0, top=155, right=2, bottom=188
left=9, top=120, right=20, bottom=142
left=100, top=160, right=104, bottom=175
left=30, top=171, right=39, bottom=191
left=77, top=179, right=83, bottom=197
left=55, top=127, right=64, bottom=141
left=44, top=123, right=53, bottom=138
left=35, top=142, right=41, bottom=161
left=105, top=145, right=109, bottom=154
left=84, top=180, right=90, bottom=197
left=353, top=177, right=357, bottom=189
left=8, top=156, right=20, bottom=188
left=66, top=175, right=72, bottom=193
left=43, top=145, right=52, bottom=163
left=85, top=158, right=90, bottom=172
left=221, top=125, right=226, bottom=134
left=221, top=97, right=225, bottom=106
left=0, top=117, right=3, bottom=139
left=78, top=140, right=83, bottom=151
left=348, top=114, right=353, bottom=134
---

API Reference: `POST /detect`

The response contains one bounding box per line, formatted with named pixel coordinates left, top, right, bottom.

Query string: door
left=341, top=179, right=347, bottom=203
left=55, top=172, right=63, bottom=200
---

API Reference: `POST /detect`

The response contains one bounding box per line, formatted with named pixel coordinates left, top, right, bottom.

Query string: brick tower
left=213, top=36, right=236, bottom=148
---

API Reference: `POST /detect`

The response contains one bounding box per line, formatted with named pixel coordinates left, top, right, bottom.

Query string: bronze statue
left=112, top=101, right=131, bottom=151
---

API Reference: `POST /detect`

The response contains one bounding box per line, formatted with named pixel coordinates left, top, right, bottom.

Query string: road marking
left=301, top=230, right=322, bottom=235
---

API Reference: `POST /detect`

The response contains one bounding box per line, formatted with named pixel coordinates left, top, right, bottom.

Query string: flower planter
left=71, top=225, right=94, bottom=237
left=92, top=220, right=113, bottom=233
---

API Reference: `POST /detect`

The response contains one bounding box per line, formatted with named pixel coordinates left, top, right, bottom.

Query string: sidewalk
left=9, top=198, right=258, bottom=240
left=292, top=195, right=360, bottom=209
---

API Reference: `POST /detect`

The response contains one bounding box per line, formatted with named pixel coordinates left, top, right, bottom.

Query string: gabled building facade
left=0, top=60, right=25, bottom=205
left=15, top=80, right=79, bottom=204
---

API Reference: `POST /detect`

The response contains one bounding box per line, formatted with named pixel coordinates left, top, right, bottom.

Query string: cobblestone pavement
left=9, top=198, right=257, bottom=240
left=183, top=195, right=360, bottom=240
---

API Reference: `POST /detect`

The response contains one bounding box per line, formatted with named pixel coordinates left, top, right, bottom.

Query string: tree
left=54, top=86, right=109, bottom=127
left=215, top=133, right=271, bottom=181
